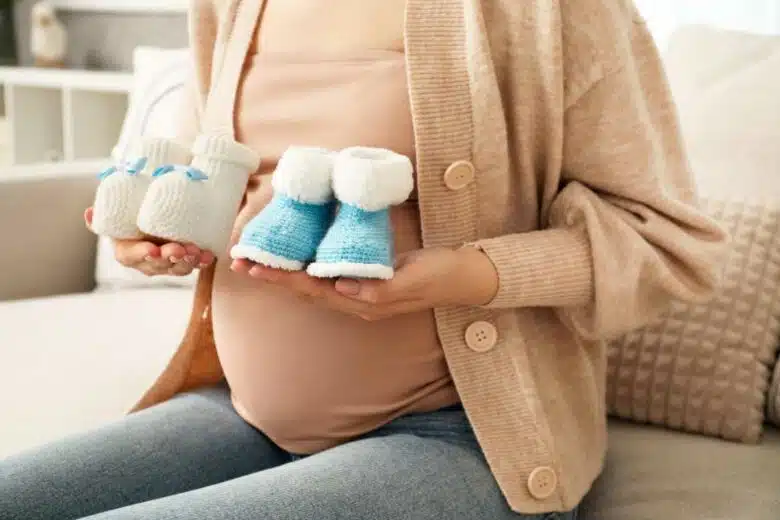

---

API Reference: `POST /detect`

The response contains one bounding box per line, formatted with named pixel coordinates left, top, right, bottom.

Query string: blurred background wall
left=12, top=0, right=187, bottom=71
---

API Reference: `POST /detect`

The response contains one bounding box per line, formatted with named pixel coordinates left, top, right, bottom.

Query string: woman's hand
left=230, top=246, right=499, bottom=321
left=84, top=207, right=214, bottom=277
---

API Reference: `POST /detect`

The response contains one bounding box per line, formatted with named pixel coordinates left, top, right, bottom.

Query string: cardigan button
left=464, top=321, right=498, bottom=352
left=528, top=466, right=558, bottom=500
left=443, top=160, right=475, bottom=190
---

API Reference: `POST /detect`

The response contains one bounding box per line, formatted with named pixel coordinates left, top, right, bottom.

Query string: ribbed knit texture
left=190, top=132, right=261, bottom=178
left=232, top=195, right=334, bottom=270
left=131, top=0, right=729, bottom=513
left=136, top=0, right=263, bottom=256
left=231, top=146, right=335, bottom=269
left=307, top=147, right=413, bottom=279
left=142, top=137, right=192, bottom=173
left=91, top=137, right=191, bottom=240
left=308, top=205, right=395, bottom=280
left=474, top=228, right=593, bottom=308
left=137, top=134, right=260, bottom=255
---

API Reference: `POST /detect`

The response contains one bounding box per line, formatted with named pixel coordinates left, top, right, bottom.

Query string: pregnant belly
left=211, top=179, right=455, bottom=452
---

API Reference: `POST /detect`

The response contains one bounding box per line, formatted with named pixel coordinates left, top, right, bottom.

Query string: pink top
left=211, top=49, right=459, bottom=453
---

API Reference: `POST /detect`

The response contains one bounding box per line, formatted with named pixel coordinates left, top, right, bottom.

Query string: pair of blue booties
left=230, top=146, right=414, bottom=280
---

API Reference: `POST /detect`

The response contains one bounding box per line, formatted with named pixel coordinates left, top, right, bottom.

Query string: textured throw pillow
left=607, top=197, right=780, bottom=442
left=604, top=27, right=780, bottom=442
left=96, top=46, right=197, bottom=291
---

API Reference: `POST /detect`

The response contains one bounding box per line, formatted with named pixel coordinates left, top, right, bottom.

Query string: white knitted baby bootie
left=90, top=137, right=191, bottom=239
left=137, top=134, right=260, bottom=256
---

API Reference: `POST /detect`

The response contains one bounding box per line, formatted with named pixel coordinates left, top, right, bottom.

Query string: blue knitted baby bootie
left=307, top=147, right=414, bottom=280
left=230, top=147, right=335, bottom=270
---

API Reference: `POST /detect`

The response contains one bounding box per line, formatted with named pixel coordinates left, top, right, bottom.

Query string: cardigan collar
left=404, top=0, right=476, bottom=248
left=405, top=0, right=511, bottom=250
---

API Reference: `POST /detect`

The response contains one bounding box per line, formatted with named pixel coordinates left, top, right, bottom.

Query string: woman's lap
left=0, top=384, right=288, bottom=519
left=0, top=385, right=576, bottom=520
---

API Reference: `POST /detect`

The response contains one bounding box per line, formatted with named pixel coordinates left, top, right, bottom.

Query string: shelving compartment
left=64, top=89, right=128, bottom=161
left=6, top=84, right=65, bottom=164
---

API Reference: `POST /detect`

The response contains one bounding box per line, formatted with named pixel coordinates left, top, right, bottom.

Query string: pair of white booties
left=90, top=135, right=260, bottom=255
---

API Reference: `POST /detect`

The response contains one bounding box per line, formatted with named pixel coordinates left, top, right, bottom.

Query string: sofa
left=1, top=25, right=780, bottom=520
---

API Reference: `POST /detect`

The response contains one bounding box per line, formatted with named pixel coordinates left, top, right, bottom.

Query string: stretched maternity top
left=211, top=0, right=459, bottom=454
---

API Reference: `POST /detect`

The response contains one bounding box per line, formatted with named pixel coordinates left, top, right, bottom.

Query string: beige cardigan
left=132, top=0, right=729, bottom=513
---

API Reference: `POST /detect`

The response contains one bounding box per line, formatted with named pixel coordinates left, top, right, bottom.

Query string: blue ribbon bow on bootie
left=152, top=165, right=209, bottom=181
left=97, top=157, right=148, bottom=180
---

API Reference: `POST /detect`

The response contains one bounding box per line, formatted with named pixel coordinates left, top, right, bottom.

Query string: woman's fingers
left=86, top=205, right=213, bottom=277
left=167, top=261, right=196, bottom=276
left=243, top=264, right=387, bottom=316
left=160, top=242, right=188, bottom=263
left=114, top=239, right=212, bottom=277
left=114, top=239, right=160, bottom=268
left=246, top=265, right=329, bottom=300
left=230, top=258, right=254, bottom=274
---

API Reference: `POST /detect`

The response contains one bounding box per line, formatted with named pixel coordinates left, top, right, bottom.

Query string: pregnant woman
left=0, top=0, right=727, bottom=519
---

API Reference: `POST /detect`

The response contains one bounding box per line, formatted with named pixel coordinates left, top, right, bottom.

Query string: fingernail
left=184, top=255, right=196, bottom=264
left=199, top=262, right=211, bottom=269
left=335, top=279, right=361, bottom=296
left=144, top=256, right=153, bottom=262
left=169, top=256, right=179, bottom=263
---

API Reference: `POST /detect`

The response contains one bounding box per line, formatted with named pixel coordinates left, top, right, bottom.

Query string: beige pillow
left=607, top=197, right=780, bottom=442
left=604, top=27, right=780, bottom=442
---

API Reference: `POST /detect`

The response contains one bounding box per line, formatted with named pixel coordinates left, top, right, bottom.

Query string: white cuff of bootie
left=333, top=147, right=414, bottom=211
left=135, top=137, right=192, bottom=171
left=272, top=146, right=335, bottom=204
left=192, top=134, right=261, bottom=171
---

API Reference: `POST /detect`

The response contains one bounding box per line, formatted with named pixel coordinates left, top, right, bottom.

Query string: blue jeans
left=0, top=384, right=579, bottom=520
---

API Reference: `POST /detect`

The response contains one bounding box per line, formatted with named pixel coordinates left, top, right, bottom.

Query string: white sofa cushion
left=0, top=287, right=193, bottom=458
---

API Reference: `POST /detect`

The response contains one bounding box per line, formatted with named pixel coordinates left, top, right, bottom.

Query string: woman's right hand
left=84, top=207, right=215, bottom=277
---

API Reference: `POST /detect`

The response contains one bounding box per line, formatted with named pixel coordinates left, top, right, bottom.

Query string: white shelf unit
left=49, top=0, right=188, bottom=13
left=0, top=67, right=131, bottom=167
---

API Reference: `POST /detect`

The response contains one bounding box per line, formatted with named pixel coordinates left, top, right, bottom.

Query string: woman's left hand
left=230, top=247, right=499, bottom=321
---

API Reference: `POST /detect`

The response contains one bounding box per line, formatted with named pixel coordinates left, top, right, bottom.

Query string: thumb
left=334, top=261, right=418, bottom=303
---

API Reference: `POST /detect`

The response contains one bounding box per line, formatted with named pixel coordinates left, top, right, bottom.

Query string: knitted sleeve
left=474, top=19, right=729, bottom=340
